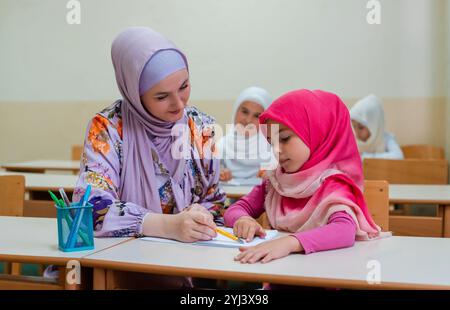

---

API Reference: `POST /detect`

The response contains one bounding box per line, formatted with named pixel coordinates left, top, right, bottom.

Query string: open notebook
left=141, top=227, right=278, bottom=248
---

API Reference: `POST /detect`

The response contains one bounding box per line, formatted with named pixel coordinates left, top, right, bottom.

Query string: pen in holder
left=56, top=201, right=94, bottom=252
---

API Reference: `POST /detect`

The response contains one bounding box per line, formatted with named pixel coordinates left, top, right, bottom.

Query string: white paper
left=141, top=227, right=278, bottom=248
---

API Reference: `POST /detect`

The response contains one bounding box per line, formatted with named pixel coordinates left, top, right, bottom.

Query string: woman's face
left=140, top=69, right=190, bottom=122
left=266, top=119, right=310, bottom=173
left=234, top=101, right=264, bottom=137
left=351, top=120, right=371, bottom=142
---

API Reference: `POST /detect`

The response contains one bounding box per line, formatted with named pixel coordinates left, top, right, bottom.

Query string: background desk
left=2, top=160, right=80, bottom=174
left=0, top=172, right=77, bottom=218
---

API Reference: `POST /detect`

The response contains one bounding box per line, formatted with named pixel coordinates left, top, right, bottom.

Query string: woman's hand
left=234, top=236, right=303, bottom=264
left=171, top=204, right=217, bottom=242
left=142, top=203, right=217, bottom=242
left=220, top=168, right=233, bottom=182
left=233, top=216, right=266, bottom=242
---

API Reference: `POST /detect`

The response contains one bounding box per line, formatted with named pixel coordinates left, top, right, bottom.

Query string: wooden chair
left=0, top=176, right=25, bottom=275
left=71, top=145, right=83, bottom=161
left=401, top=145, right=445, bottom=160
left=256, top=180, right=389, bottom=231
left=363, top=159, right=448, bottom=184
left=363, top=180, right=389, bottom=231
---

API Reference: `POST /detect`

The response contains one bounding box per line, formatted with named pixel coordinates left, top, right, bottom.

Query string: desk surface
left=221, top=185, right=253, bottom=198
left=0, top=216, right=130, bottom=265
left=2, top=160, right=80, bottom=173
left=82, top=236, right=450, bottom=289
left=389, top=184, right=450, bottom=204
left=0, top=172, right=78, bottom=192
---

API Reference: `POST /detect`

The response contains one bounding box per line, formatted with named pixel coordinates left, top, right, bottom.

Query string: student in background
left=74, top=27, right=226, bottom=258
left=224, top=89, right=387, bottom=264
left=350, top=94, right=404, bottom=160
left=217, top=87, right=275, bottom=184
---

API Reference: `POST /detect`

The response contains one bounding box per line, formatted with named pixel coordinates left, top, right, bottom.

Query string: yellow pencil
left=215, top=227, right=244, bottom=243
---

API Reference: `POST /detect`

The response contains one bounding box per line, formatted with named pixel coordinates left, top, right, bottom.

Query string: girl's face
left=234, top=101, right=264, bottom=137
left=266, top=119, right=310, bottom=173
left=351, top=120, right=371, bottom=142
left=140, top=69, right=190, bottom=122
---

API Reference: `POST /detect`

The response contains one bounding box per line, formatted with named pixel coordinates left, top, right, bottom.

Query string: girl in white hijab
left=350, top=94, right=404, bottom=159
left=217, top=87, right=276, bottom=185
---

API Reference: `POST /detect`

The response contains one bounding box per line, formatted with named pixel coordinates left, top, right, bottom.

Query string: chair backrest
left=401, top=144, right=445, bottom=160
left=363, top=158, right=448, bottom=184
left=71, top=145, right=83, bottom=161
left=256, top=180, right=389, bottom=232
left=0, top=175, right=25, bottom=216
left=363, top=180, right=389, bottom=231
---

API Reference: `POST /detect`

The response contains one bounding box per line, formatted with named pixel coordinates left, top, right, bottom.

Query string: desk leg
left=10, top=263, right=21, bottom=275
left=93, top=268, right=106, bottom=290
left=106, top=270, right=116, bottom=290
left=3, top=262, right=11, bottom=274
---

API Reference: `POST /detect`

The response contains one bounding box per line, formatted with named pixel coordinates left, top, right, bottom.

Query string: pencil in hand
left=215, top=227, right=244, bottom=244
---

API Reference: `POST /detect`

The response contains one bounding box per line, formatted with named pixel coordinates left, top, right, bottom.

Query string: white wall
left=0, top=0, right=446, bottom=102
left=0, top=0, right=449, bottom=164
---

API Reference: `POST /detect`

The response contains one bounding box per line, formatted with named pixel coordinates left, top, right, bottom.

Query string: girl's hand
left=234, top=236, right=303, bottom=264
left=220, top=168, right=233, bottom=182
left=233, top=216, right=266, bottom=242
left=172, top=206, right=217, bottom=242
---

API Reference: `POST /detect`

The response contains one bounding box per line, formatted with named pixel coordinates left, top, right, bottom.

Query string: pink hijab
left=259, top=89, right=385, bottom=240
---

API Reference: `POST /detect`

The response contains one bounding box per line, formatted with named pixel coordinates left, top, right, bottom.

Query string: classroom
left=1, top=0, right=450, bottom=302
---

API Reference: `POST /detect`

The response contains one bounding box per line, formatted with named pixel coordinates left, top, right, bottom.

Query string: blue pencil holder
left=56, top=202, right=94, bottom=252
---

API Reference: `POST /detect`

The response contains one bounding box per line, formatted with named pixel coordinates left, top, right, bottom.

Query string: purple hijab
left=111, top=27, right=190, bottom=213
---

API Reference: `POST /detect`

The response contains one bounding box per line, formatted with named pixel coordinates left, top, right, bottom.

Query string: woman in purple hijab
left=74, top=27, right=226, bottom=244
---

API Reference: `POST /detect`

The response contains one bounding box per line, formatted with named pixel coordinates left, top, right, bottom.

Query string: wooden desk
left=82, top=236, right=450, bottom=290
left=222, top=185, right=253, bottom=199
left=389, top=184, right=450, bottom=204
left=0, top=172, right=77, bottom=193
left=0, top=172, right=78, bottom=218
left=2, top=160, right=80, bottom=174
left=389, top=184, right=450, bottom=237
left=0, top=216, right=130, bottom=290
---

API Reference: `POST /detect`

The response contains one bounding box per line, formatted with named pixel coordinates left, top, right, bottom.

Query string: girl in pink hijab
left=74, top=27, right=225, bottom=247
left=224, top=89, right=387, bottom=264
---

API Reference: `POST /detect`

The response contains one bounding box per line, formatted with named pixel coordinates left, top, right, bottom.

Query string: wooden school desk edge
left=80, top=256, right=450, bottom=290
left=389, top=197, right=450, bottom=204
left=25, top=184, right=76, bottom=192
left=2, top=165, right=80, bottom=173
left=2, top=166, right=47, bottom=173
left=226, top=193, right=246, bottom=199
left=0, top=237, right=134, bottom=290
left=0, top=237, right=133, bottom=265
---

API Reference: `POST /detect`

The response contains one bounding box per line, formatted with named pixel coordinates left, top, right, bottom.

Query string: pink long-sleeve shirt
left=224, top=182, right=357, bottom=254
